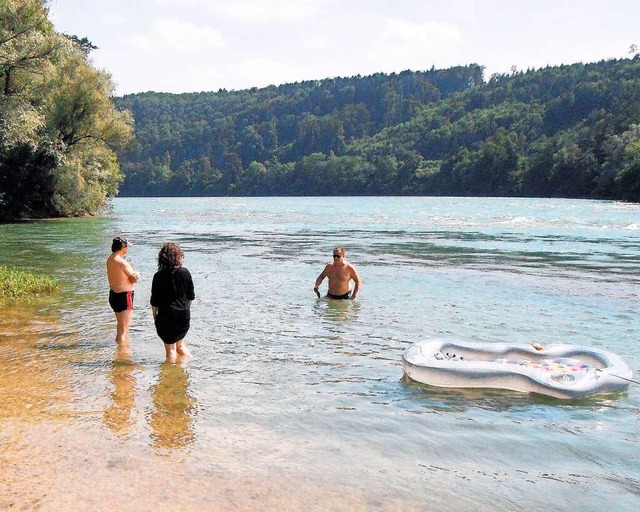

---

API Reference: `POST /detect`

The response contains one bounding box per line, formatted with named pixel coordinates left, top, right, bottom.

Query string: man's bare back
left=314, top=247, right=361, bottom=300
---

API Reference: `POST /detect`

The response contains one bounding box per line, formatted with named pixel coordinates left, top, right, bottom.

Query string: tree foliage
left=0, top=0, right=133, bottom=220
left=117, top=59, right=640, bottom=201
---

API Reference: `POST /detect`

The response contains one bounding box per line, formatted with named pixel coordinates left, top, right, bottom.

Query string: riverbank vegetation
left=117, top=56, right=640, bottom=201
left=0, top=265, right=58, bottom=304
left=0, top=0, right=133, bottom=221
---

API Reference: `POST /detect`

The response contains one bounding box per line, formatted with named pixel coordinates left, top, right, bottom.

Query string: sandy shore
left=0, top=418, right=430, bottom=512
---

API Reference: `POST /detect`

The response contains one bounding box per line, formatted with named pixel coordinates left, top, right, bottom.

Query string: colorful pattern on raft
left=495, top=358, right=594, bottom=374
left=434, top=352, right=594, bottom=373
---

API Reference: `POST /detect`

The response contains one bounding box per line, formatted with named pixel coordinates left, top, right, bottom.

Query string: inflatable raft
left=402, top=339, right=633, bottom=399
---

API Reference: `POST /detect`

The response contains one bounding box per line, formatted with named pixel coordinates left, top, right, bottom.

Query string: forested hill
left=116, top=59, right=640, bottom=201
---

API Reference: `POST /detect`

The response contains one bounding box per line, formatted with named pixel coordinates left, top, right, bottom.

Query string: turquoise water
left=1, top=197, right=639, bottom=510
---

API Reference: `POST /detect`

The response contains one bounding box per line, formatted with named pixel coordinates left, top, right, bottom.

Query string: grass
left=0, top=266, right=59, bottom=304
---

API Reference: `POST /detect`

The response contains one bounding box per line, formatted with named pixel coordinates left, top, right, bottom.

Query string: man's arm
left=314, top=265, right=330, bottom=296
left=122, top=260, right=139, bottom=283
left=349, top=265, right=362, bottom=300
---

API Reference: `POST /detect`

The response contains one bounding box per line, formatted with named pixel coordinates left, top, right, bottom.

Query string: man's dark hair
left=111, top=236, right=129, bottom=252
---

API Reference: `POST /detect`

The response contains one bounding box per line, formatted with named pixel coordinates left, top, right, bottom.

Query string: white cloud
left=231, top=58, right=303, bottom=89
left=155, top=0, right=201, bottom=7
left=371, top=19, right=464, bottom=70
left=130, top=18, right=226, bottom=53
left=304, top=36, right=329, bottom=51
left=156, top=0, right=326, bottom=22
left=103, top=14, right=127, bottom=27
left=222, top=0, right=323, bottom=21
left=378, top=20, right=463, bottom=55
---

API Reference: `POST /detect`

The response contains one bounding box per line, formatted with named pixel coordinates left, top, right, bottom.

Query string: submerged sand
left=1, top=419, right=425, bottom=512
left=0, top=305, right=427, bottom=512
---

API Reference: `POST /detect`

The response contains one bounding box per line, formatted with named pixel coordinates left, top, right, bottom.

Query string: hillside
left=116, top=59, right=640, bottom=201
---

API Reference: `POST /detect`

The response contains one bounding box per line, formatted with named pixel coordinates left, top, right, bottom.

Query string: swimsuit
left=327, top=291, right=351, bottom=300
left=109, top=290, right=134, bottom=313
left=150, top=267, right=195, bottom=344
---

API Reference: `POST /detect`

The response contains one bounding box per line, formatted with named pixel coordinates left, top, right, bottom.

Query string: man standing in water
left=107, top=236, right=140, bottom=344
left=314, top=247, right=362, bottom=300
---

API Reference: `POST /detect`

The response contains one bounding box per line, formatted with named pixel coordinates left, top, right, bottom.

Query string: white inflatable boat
left=402, top=339, right=633, bottom=399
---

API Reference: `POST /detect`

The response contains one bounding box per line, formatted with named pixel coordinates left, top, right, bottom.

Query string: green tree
left=1, top=0, right=133, bottom=219
left=599, top=124, right=640, bottom=201
left=0, top=0, right=58, bottom=97
left=44, top=50, right=133, bottom=214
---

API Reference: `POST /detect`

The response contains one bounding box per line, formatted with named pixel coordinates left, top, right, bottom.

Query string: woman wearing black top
left=150, top=242, right=195, bottom=362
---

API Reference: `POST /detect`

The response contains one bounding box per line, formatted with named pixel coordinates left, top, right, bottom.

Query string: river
left=1, top=196, right=639, bottom=511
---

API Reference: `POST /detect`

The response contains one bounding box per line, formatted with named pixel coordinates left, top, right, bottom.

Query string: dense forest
left=0, top=0, right=133, bottom=221
left=117, top=57, right=640, bottom=201
left=2, top=1, right=639, bottom=220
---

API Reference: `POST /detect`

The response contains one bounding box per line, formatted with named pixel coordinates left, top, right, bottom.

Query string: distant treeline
left=117, top=58, right=640, bottom=201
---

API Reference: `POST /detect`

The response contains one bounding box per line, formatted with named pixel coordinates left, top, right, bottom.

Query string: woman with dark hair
left=150, top=242, right=195, bottom=362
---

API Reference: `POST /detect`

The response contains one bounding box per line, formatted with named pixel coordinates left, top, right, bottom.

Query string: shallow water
left=1, top=197, right=639, bottom=511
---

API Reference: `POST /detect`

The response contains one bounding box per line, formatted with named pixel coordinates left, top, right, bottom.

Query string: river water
left=1, top=196, right=639, bottom=511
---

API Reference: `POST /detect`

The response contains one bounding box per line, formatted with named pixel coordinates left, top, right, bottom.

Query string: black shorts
left=327, top=291, right=351, bottom=300
left=109, top=290, right=134, bottom=313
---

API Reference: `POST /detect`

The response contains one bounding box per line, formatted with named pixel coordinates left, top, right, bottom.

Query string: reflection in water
left=149, top=362, right=196, bottom=450
left=104, top=344, right=138, bottom=434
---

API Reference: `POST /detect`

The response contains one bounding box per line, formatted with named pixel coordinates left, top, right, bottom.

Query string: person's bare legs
left=164, top=339, right=191, bottom=363
left=115, top=309, right=133, bottom=344
left=176, top=339, right=191, bottom=358
left=164, top=342, right=178, bottom=363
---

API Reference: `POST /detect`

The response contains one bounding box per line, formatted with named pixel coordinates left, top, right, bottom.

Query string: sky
left=47, top=0, right=640, bottom=96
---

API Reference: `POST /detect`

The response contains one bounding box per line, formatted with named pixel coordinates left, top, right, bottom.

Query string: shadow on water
left=148, top=362, right=197, bottom=451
